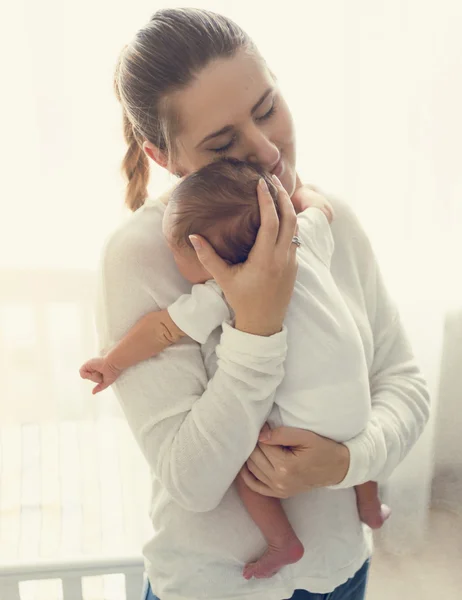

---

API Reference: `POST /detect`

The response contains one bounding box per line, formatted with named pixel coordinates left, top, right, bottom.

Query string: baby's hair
left=168, top=158, right=280, bottom=264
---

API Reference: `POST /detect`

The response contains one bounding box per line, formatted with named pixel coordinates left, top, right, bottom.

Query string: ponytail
left=121, top=110, right=150, bottom=211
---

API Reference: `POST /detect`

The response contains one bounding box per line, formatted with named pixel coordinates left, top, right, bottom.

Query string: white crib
left=0, top=556, right=144, bottom=600
left=0, top=269, right=151, bottom=600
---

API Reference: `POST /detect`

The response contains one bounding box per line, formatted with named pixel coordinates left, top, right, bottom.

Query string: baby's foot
left=359, top=502, right=392, bottom=529
left=243, top=536, right=304, bottom=580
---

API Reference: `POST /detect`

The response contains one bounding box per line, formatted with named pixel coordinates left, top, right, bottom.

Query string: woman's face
left=151, top=49, right=297, bottom=196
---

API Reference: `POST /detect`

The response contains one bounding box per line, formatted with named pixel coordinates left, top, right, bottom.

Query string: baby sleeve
left=297, top=207, right=335, bottom=268
left=167, top=280, right=232, bottom=344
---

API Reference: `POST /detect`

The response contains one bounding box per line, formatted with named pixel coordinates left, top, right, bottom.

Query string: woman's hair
left=114, top=8, right=254, bottom=212
left=167, top=158, right=279, bottom=264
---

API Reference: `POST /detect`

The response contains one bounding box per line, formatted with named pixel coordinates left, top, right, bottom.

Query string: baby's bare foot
left=359, top=502, right=392, bottom=529
left=243, top=536, right=304, bottom=580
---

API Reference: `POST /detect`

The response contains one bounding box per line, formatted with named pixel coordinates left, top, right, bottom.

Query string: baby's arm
left=80, top=309, right=186, bottom=394
left=80, top=280, right=230, bottom=394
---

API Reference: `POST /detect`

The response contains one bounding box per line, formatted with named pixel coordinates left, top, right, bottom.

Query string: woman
left=98, top=8, right=430, bottom=600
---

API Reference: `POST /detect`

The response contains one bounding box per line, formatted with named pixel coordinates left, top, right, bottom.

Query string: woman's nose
left=245, top=128, right=280, bottom=170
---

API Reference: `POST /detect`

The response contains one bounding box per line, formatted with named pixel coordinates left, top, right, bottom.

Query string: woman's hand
left=239, top=425, right=350, bottom=498
left=189, top=175, right=298, bottom=337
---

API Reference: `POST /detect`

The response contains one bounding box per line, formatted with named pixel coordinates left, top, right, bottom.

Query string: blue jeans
left=142, top=558, right=370, bottom=600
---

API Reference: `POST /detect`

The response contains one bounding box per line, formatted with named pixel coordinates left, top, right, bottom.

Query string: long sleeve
left=167, top=280, right=231, bottom=344
left=328, top=202, right=431, bottom=489
left=297, top=207, right=334, bottom=269
left=95, top=215, right=288, bottom=513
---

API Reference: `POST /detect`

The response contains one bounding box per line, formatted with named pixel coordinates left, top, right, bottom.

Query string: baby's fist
left=79, top=357, right=121, bottom=394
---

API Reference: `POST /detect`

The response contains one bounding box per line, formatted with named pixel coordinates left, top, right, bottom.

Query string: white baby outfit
left=168, top=207, right=371, bottom=441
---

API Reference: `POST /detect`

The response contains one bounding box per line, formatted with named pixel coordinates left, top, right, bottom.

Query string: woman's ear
left=143, top=140, right=169, bottom=169
left=143, top=140, right=185, bottom=178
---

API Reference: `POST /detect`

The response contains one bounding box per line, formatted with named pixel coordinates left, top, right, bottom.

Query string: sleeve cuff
left=167, top=281, right=231, bottom=344
left=328, top=436, right=371, bottom=490
left=220, top=321, right=288, bottom=358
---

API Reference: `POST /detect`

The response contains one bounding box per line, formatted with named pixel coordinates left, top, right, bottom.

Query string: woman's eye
left=209, top=138, right=235, bottom=154
left=256, top=102, right=276, bottom=122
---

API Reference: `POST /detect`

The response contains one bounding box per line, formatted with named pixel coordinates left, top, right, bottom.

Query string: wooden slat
left=59, top=421, right=83, bottom=555
left=0, top=425, right=22, bottom=563
left=19, top=424, right=42, bottom=561
left=62, top=576, right=83, bottom=600
left=103, top=573, right=125, bottom=600
left=39, top=423, right=61, bottom=558
left=125, top=572, right=144, bottom=600
left=98, top=419, right=124, bottom=555
left=0, top=580, right=21, bottom=600
left=117, top=421, right=147, bottom=554
left=79, top=421, right=102, bottom=555
left=81, top=574, right=105, bottom=600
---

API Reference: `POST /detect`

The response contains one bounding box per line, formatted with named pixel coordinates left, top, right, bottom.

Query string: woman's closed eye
left=208, top=101, right=277, bottom=154
left=209, top=135, right=237, bottom=154
left=255, top=101, right=276, bottom=123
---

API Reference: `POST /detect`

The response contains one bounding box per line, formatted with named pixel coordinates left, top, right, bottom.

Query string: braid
left=121, top=111, right=150, bottom=211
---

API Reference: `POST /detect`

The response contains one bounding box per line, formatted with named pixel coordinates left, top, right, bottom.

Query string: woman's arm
left=240, top=199, right=430, bottom=497
left=97, top=176, right=298, bottom=512
left=328, top=248, right=431, bottom=489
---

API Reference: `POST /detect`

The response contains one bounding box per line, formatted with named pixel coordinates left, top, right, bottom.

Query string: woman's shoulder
left=100, top=199, right=170, bottom=276
left=311, top=188, right=374, bottom=257
left=100, top=201, right=179, bottom=284
left=306, top=186, right=377, bottom=284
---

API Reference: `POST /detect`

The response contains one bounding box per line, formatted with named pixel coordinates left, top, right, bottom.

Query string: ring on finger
left=292, top=235, right=302, bottom=247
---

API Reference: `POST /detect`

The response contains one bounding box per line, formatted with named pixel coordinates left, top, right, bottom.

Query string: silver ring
left=292, top=235, right=302, bottom=247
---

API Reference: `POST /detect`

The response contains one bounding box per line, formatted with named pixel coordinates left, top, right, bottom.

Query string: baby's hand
left=79, top=357, right=122, bottom=395
left=291, top=185, right=334, bottom=223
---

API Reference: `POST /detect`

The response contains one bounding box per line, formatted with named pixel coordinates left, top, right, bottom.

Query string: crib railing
left=0, top=555, right=144, bottom=600
left=0, top=268, right=150, bottom=600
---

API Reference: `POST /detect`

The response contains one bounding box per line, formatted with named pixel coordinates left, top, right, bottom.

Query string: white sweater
left=168, top=208, right=372, bottom=441
left=95, top=194, right=430, bottom=600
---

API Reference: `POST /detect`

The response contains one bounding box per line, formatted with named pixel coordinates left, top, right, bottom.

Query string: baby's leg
left=235, top=474, right=304, bottom=580
left=355, top=481, right=391, bottom=529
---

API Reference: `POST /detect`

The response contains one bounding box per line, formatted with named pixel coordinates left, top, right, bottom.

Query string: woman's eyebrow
left=196, top=88, right=274, bottom=148
left=250, top=88, right=273, bottom=115
left=197, top=125, right=234, bottom=148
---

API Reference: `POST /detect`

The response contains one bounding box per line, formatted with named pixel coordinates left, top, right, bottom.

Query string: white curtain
left=1, top=0, right=461, bottom=565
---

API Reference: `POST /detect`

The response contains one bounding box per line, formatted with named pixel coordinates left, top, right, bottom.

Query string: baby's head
left=163, top=158, right=279, bottom=283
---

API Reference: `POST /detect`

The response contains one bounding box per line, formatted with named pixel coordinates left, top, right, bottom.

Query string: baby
left=80, top=158, right=390, bottom=580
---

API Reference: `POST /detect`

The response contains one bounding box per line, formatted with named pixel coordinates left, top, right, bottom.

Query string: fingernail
left=189, top=235, right=202, bottom=250
left=259, top=431, right=271, bottom=441
left=272, top=174, right=281, bottom=186
left=259, top=178, right=268, bottom=192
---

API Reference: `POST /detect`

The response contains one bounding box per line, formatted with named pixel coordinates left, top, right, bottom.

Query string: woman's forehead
left=171, top=51, right=273, bottom=146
